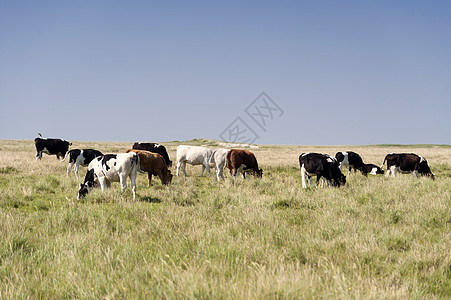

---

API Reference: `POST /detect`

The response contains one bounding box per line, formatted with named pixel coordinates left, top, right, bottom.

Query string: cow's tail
left=209, top=149, right=217, bottom=165
left=226, top=150, right=232, bottom=170
left=380, top=155, right=388, bottom=170
left=61, top=150, right=72, bottom=162
left=38, top=132, right=43, bottom=138
left=131, top=152, right=141, bottom=172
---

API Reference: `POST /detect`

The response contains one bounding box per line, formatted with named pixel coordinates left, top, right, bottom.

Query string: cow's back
left=133, top=142, right=171, bottom=166
left=127, top=149, right=167, bottom=173
left=177, top=145, right=211, bottom=164
left=227, top=149, right=258, bottom=170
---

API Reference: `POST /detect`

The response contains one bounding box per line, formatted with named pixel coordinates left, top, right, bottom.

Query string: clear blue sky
left=1, top=1, right=450, bottom=145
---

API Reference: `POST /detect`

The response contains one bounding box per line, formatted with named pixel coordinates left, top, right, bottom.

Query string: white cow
left=176, top=145, right=213, bottom=177
left=209, top=148, right=229, bottom=181
left=77, top=152, right=139, bottom=200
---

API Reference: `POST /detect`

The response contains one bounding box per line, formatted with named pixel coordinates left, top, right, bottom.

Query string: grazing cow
left=226, top=149, right=263, bottom=179
left=335, top=151, right=367, bottom=176
left=132, top=142, right=172, bottom=167
left=382, top=153, right=435, bottom=179
left=176, top=145, right=213, bottom=177
left=126, top=149, right=172, bottom=186
left=62, top=149, right=103, bottom=178
left=34, top=133, right=71, bottom=160
left=77, top=152, right=139, bottom=200
left=209, top=148, right=229, bottom=181
left=299, top=153, right=346, bottom=189
left=363, top=163, right=384, bottom=175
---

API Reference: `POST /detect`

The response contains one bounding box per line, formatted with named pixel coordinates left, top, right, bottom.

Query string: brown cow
left=226, top=149, right=263, bottom=179
left=126, top=149, right=173, bottom=186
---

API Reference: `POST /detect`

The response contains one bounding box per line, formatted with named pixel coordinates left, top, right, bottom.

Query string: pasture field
left=0, top=139, right=450, bottom=299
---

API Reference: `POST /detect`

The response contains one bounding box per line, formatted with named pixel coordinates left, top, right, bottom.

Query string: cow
left=126, top=149, right=173, bottom=186
left=132, top=142, right=172, bottom=167
left=382, top=153, right=435, bottom=180
left=62, top=149, right=103, bottom=178
left=176, top=145, right=213, bottom=177
left=335, top=151, right=367, bottom=176
left=226, top=149, right=263, bottom=179
left=299, top=153, right=346, bottom=189
left=34, top=133, right=71, bottom=160
left=77, top=152, right=139, bottom=200
left=363, top=163, right=384, bottom=175
left=209, top=148, right=229, bottom=181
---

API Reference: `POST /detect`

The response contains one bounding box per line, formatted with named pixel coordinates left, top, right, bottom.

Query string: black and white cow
left=77, top=152, right=140, bottom=200
left=34, top=133, right=71, bottom=160
left=132, top=142, right=172, bottom=167
left=299, top=153, right=346, bottom=189
left=62, top=149, right=103, bottom=178
left=335, top=151, right=367, bottom=176
left=363, top=163, right=384, bottom=175
left=382, top=153, right=435, bottom=180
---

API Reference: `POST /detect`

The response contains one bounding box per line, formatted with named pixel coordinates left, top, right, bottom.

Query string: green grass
left=0, top=140, right=450, bottom=298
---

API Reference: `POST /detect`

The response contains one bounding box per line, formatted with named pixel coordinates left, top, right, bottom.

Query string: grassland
left=0, top=139, right=450, bottom=299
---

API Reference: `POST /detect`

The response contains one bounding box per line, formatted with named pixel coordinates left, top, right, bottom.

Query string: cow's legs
left=301, top=165, right=308, bottom=189
left=182, top=162, right=187, bottom=176
left=99, top=178, right=108, bottom=191
left=176, top=161, right=181, bottom=176
left=215, top=167, right=221, bottom=181
left=36, top=151, right=42, bottom=160
left=66, top=162, right=73, bottom=177
left=236, top=165, right=245, bottom=179
left=74, top=161, right=81, bottom=179
left=390, top=166, right=397, bottom=177
left=316, top=175, right=323, bottom=188
left=129, top=173, right=137, bottom=200
left=176, top=161, right=188, bottom=177
left=147, top=172, right=153, bottom=186
left=215, top=165, right=224, bottom=181
left=385, top=166, right=391, bottom=177
left=200, top=165, right=205, bottom=177
left=119, top=174, right=128, bottom=191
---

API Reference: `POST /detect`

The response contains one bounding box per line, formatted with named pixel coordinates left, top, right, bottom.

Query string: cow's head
left=375, top=167, right=384, bottom=175
left=418, top=159, right=435, bottom=180
left=255, top=168, right=263, bottom=178
left=333, top=173, right=346, bottom=187
left=168, top=160, right=173, bottom=168
left=77, top=169, right=96, bottom=199
left=163, top=170, right=173, bottom=185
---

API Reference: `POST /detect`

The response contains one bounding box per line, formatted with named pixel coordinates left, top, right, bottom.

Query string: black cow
left=299, top=153, right=346, bottom=188
left=382, top=153, right=435, bottom=180
left=363, top=163, right=384, bottom=175
left=132, top=142, right=172, bottom=167
left=34, top=133, right=71, bottom=160
left=62, top=149, right=103, bottom=178
left=335, top=151, right=367, bottom=176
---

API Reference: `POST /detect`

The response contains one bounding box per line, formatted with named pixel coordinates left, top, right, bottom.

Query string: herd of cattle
left=33, top=134, right=436, bottom=200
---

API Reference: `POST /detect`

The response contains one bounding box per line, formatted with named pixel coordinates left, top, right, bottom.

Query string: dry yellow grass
left=0, top=139, right=450, bottom=298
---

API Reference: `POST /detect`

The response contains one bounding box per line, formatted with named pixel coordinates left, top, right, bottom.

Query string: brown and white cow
left=226, top=149, right=262, bottom=179
left=126, top=149, right=173, bottom=186
left=382, top=153, right=435, bottom=180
